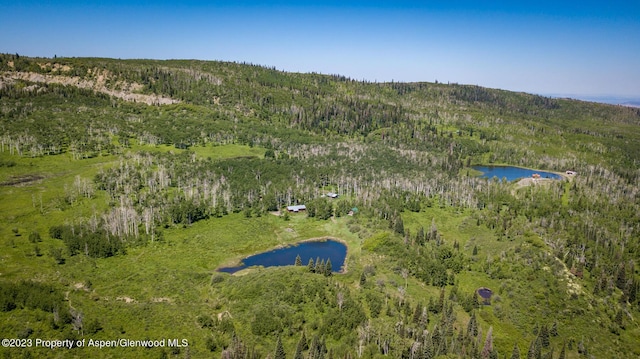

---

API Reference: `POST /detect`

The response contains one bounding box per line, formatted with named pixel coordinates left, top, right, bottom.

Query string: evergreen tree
left=422, top=336, right=434, bottom=359
left=294, top=335, right=305, bottom=359
left=431, top=325, right=442, bottom=357
left=416, top=226, right=425, bottom=245
left=309, top=334, right=319, bottom=359
left=298, top=331, right=308, bottom=351
left=264, top=149, right=275, bottom=159
left=317, top=259, right=325, bottom=274
left=295, top=254, right=302, bottom=266
left=615, top=309, right=624, bottom=328
left=274, top=336, right=286, bottom=359
left=418, top=307, right=429, bottom=329
left=577, top=338, right=587, bottom=356
left=228, top=334, right=246, bottom=359
left=471, top=291, right=480, bottom=309
left=412, top=303, right=423, bottom=325
left=527, top=338, right=535, bottom=359
left=629, top=278, right=638, bottom=305
left=481, top=326, right=493, bottom=359
left=616, top=263, right=627, bottom=291
left=527, top=337, right=541, bottom=359
left=428, top=297, right=437, bottom=314
left=324, top=258, right=332, bottom=276
left=394, top=216, right=405, bottom=236
left=539, top=324, right=550, bottom=348
left=29, top=231, right=42, bottom=243
left=510, top=342, right=520, bottom=359
left=470, top=339, right=479, bottom=359
left=558, top=342, right=566, bottom=359
left=359, top=272, right=366, bottom=286
left=429, top=218, right=438, bottom=242
left=438, top=287, right=445, bottom=311
left=404, top=300, right=413, bottom=318
left=467, top=312, right=478, bottom=338
left=307, top=258, right=315, bottom=273
left=550, top=321, right=559, bottom=337
left=308, top=335, right=325, bottom=359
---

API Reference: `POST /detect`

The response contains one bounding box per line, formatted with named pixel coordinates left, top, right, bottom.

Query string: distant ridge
left=621, top=100, right=640, bottom=108
left=544, top=93, right=640, bottom=106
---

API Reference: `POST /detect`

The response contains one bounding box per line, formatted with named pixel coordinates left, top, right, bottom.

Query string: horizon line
left=3, top=51, right=640, bottom=103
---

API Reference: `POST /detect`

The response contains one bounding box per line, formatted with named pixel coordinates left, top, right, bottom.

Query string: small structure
left=286, top=204, right=306, bottom=213
left=326, top=192, right=339, bottom=199
left=348, top=207, right=359, bottom=216
left=532, top=173, right=541, bottom=179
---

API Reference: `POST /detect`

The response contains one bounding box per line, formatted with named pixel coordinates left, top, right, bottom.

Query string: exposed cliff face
left=0, top=70, right=179, bottom=105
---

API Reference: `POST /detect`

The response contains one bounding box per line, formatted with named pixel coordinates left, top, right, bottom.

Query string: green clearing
left=190, top=144, right=266, bottom=160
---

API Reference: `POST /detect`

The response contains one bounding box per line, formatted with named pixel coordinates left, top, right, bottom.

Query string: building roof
left=287, top=205, right=307, bottom=212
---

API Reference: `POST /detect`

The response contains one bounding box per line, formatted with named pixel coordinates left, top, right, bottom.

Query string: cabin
left=532, top=173, right=541, bottom=179
left=286, top=204, right=307, bottom=213
left=326, top=192, right=339, bottom=199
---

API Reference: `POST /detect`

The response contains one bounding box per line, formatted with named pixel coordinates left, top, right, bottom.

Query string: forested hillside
left=1, top=53, right=639, bottom=359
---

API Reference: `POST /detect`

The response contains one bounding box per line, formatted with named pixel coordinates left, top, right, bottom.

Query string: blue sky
left=1, top=1, right=639, bottom=98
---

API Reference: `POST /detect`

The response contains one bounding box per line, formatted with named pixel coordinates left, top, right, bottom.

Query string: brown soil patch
left=514, top=177, right=559, bottom=189
left=217, top=311, right=232, bottom=320
left=116, top=296, right=137, bottom=303
left=151, top=297, right=172, bottom=303
left=0, top=71, right=179, bottom=105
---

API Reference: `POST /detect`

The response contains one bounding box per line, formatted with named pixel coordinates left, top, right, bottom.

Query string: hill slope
left=1, top=54, right=639, bottom=358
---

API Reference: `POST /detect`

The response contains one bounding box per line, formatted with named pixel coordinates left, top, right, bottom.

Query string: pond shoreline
left=218, top=236, right=349, bottom=275
left=472, top=164, right=568, bottom=181
left=298, top=236, right=350, bottom=274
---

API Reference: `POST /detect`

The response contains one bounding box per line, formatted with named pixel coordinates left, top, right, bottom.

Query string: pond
left=477, top=287, right=493, bottom=299
left=473, top=166, right=562, bottom=182
left=218, top=239, right=347, bottom=274
left=477, top=287, right=493, bottom=305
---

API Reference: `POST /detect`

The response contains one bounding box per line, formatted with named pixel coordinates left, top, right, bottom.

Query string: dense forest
left=0, top=53, right=639, bottom=358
